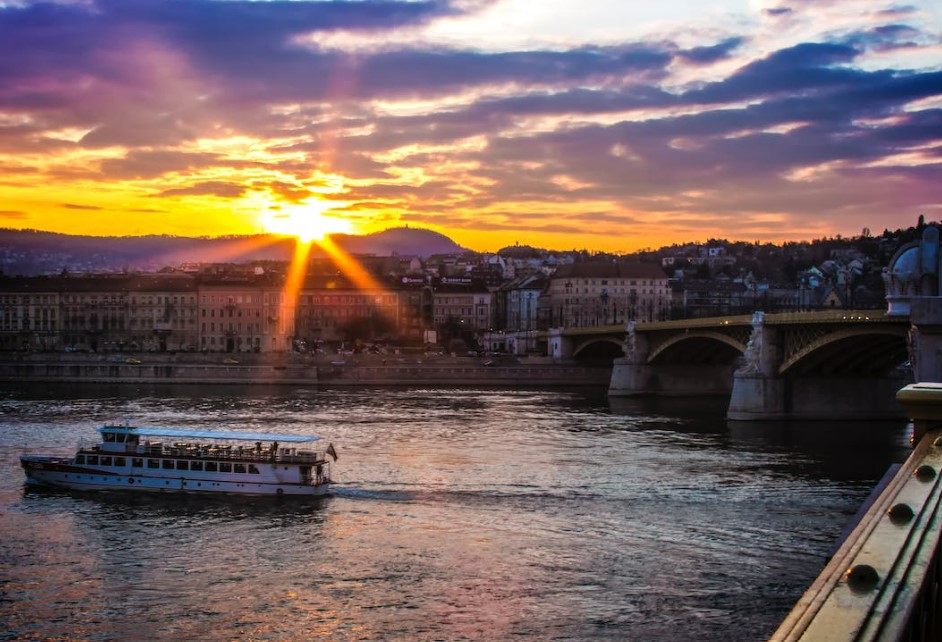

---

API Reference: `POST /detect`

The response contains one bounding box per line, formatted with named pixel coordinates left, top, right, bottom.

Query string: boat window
left=132, top=458, right=143, bottom=468
left=103, top=433, right=116, bottom=443
left=248, top=464, right=260, bottom=474
left=205, top=462, right=218, bottom=472
left=176, top=460, right=189, bottom=471
left=233, top=464, right=246, bottom=474
left=116, top=434, right=126, bottom=443
left=87, top=456, right=98, bottom=465
left=219, top=463, right=232, bottom=473
left=190, top=461, right=203, bottom=471
left=162, top=459, right=175, bottom=469
left=75, top=455, right=85, bottom=464
left=147, top=459, right=159, bottom=469
left=115, top=457, right=126, bottom=467
left=100, top=456, right=113, bottom=466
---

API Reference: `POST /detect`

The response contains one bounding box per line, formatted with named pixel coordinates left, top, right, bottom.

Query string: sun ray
left=282, top=238, right=314, bottom=345
left=278, top=231, right=395, bottom=352
left=314, top=235, right=385, bottom=293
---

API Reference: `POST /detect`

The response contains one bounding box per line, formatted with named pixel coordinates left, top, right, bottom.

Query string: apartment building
left=295, top=275, right=403, bottom=345
left=198, top=272, right=285, bottom=353
left=431, top=279, right=493, bottom=331
left=0, top=276, right=61, bottom=351
left=544, top=262, right=671, bottom=327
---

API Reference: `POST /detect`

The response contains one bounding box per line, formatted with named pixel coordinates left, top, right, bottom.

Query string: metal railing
left=770, top=383, right=942, bottom=641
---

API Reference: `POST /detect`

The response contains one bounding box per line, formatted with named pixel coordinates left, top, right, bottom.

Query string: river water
left=0, top=383, right=911, bottom=641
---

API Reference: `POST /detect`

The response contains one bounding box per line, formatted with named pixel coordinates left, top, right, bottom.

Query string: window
left=176, top=461, right=189, bottom=471
left=190, top=461, right=203, bottom=471
left=205, top=462, right=218, bottom=472
left=248, top=464, right=260, bottom=474
left=234, top=464, right=246, bottom=474
left=219, top=463, right=232, bottom=473
left=100, top=456, right=113, bottom=466
left=76, top=455, right=86, bottom=464
left=163, top=459, right=175, bottom=469
left=115, top=457, right=126, bottom=467
left=147, top=459, right=159, bottom=469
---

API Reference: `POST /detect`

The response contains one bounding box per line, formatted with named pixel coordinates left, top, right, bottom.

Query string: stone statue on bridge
left=737, top=312, right=765, bottom=375
left=623, top=321, right=637, bottom=360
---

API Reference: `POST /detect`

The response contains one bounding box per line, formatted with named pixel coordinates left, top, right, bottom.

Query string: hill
left=0, top=227, right=466, bottom=276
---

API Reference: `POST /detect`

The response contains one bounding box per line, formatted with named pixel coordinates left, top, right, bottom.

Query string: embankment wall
left=0, top=357, right=611, bottom=387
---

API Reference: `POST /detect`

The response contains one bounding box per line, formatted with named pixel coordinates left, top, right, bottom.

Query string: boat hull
left=20, top=455, right=330, bottom=497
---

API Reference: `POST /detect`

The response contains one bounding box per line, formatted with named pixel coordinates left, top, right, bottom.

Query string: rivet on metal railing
left=915, top=464, right=937, bottom=481
left=845, top=564, right=881, bottom=592
left=888, top=502, right=915, bottom=524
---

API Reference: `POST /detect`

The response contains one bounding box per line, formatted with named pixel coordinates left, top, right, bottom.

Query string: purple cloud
left=0, top=0, right=938, bottom=245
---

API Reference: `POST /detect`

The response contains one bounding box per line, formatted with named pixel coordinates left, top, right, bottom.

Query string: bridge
left=549, top=310, right=911, bottom=420
left=609, top=310, right=910, bottom=420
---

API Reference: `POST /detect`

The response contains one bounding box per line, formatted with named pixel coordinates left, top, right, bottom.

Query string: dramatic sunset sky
left=0, top=0, right=939, bottom=252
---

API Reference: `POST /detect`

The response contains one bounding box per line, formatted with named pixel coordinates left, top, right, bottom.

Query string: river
left=0, top=383, right=911, bottom=641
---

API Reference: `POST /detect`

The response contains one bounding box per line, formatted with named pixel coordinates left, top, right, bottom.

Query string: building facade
left=544, top=262, right=671, bottom=327
left=1, top=260, right=670, bottom=354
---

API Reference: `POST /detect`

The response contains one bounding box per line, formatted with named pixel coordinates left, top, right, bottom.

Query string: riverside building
left=0, top=260, right=671, bottom=354
left=544, top=262, right=671, bottom=327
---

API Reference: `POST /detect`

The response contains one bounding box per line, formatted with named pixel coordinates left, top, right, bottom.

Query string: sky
left=0, top=0, right=940, bottom=253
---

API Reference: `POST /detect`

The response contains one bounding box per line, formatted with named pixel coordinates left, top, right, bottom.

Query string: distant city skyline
left=0, top=0, right=939, bottom=252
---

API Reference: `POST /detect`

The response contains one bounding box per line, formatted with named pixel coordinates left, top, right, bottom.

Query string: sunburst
left=262, top=200, right=351, bottom=243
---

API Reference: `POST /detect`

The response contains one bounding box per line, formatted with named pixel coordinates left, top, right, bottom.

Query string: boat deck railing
left=88, top=441, right=326, bottom=465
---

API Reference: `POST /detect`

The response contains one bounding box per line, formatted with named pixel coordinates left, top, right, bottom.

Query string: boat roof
left=100, top=425, right=320, bottom=443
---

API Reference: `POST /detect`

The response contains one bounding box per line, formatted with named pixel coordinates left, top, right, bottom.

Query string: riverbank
left=0, top=353, right=612, bottom=387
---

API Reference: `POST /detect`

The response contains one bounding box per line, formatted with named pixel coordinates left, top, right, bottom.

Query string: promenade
left=0, top=352, right=612, bottom=387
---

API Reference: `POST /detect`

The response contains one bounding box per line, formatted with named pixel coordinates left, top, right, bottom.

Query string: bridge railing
left=770, top=383, right=942, bottom=642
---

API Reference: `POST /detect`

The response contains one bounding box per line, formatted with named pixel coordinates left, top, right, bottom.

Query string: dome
left=885, top=242, right=919, bottom=316
left=890, top=245, right=918, bottom=277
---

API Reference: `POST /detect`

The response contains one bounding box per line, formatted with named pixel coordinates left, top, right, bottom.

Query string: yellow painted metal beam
left=770, top=384, right=942, bottom=642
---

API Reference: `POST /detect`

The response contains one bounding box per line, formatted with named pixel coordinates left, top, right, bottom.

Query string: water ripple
left=0, top=383, right=910, bottom=641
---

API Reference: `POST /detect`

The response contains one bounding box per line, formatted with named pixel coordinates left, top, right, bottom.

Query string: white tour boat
left=20, top=423, right=336, bottom=497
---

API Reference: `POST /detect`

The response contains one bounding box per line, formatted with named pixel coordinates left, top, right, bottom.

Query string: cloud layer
left=0, top=0, right=939, bottom=250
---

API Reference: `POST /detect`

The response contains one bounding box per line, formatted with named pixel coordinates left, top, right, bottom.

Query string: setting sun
left=261, top=201, right=352, bottom=242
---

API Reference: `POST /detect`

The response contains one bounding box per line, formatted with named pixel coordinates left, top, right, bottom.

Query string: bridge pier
left=727, top=311, right=908, bottom=420
left=609, top=321, right=736, bottom=396
left=609, top=323, right=654, bottom=395
left=727, top=374, right=786, bottom=419
left=728, top=374, right=909, bottom=421
left=608, top=358, right=654, bottom=395
left=728, top=312, right=785, bottom=419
